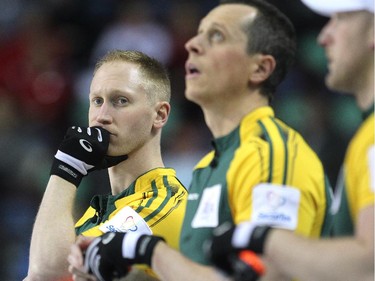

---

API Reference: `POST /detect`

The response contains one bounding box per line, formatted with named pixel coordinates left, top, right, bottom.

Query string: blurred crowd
left=0, top=0, right=362, bottom=279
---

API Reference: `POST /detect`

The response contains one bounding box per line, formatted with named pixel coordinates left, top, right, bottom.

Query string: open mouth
left=186, top=63, right=200, bottom=76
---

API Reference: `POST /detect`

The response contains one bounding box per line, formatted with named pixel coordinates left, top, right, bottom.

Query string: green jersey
left=180, top=106, right=332, bottom=265
left=332, top=108, right=374, bottom=235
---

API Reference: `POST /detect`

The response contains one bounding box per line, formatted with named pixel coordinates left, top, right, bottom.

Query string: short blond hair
left=94, top=50, right=171, bottom=102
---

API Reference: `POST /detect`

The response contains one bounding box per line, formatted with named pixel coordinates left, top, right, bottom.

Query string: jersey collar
left=362, top=103, right=374, bottom=120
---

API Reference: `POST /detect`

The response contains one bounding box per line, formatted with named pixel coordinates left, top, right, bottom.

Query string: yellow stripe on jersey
left=194, top=151, right=215, bottom=170
left=344, top=113, right=374, bottom=222
left=75, top=168, right=187, bottom=251
left=257, top=117, right=288, bottom=184
left=228, top=107, right=330, bottom=237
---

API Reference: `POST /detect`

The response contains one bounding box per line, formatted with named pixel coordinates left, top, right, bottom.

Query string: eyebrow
left=198, top=21, right=227, bottom=34
left=89, top=89, right=130, bottom=98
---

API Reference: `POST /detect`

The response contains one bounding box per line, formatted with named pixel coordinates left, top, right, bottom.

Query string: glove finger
left=91, top=126, right=111, bottom=144
left=84, top=238, right=102, bottom=273
left=63, top=126, right=81, bottom=141
left=91, top=255, right=107, bottom=281
left=100, top=154, right=128, bottom=169
left=64, top=126, right=109, bottom=150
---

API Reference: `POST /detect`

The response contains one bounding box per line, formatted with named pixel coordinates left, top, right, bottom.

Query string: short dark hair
left=94, top=50, right=171, bottom=102
left=220, top=0, right=296, bottom=101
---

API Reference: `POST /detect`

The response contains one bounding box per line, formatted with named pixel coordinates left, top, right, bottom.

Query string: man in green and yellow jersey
left=208, top=0, right=374, bottom=280
left=69, top=1, right=334, bottom=281
left=24, top=50, right=187, bottom=281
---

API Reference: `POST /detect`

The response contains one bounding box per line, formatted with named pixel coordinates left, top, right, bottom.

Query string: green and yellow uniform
left=75, top=168, right=187, bottom=275
left=332, top=107, right=374, bottom=235
left=180, top=106, right=333, bottom=265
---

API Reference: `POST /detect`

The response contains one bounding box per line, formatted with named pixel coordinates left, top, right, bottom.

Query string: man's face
left=88, top=61, right=156, bottom=156
left=318, top=11, right=374, bottom=94
left=184, top=4, right=258, bottom=107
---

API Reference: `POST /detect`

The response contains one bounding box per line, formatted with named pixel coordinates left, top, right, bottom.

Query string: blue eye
left=92, top=97, right=103, bottom=106
left=116, top=97, right=128, bottom=105
left=210, top=30, right=224, bottom=42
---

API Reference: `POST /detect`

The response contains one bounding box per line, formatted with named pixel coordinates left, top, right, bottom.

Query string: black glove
left=231, top=251, right=265, bottom=281
left=84, top=232, right=165, bottom=281
left=205, top=222, right=271, bottom=276
left=50, top=126, right=128, bottom=187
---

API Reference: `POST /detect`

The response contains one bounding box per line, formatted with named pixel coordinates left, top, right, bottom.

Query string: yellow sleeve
left=345, top=115, right=375, bottom=220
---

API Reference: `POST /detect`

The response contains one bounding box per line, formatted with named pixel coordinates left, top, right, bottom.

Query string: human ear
left=249, top=54, right=276, bottom=84
left=154, top=101, right=170, bottom=129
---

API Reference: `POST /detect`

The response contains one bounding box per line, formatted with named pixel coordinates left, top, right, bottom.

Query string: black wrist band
left=50, top=159, right=83, bottom=187
left=248, top=226, right=272, bottom=254
left=136, top=235, right=165, bottom=266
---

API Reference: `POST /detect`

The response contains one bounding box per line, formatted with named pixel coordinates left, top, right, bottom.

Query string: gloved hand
left=205, top=222, right=271, bottom=277
left=50, top=126, right=128, bottom=187
left=231, top=251, right=265, bottom=281
left=84, top=232, right=165, bottom=281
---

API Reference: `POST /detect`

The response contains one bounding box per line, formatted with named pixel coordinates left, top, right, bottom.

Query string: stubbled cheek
left=212, top=51, right=248, bottom=74
left=88, top=109, right=95, bottom=120
left=87, top=114, right=95, bottom=125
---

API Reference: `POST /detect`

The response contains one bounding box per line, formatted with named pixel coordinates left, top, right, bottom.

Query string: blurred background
left=0, top=0, right=362, bottom=279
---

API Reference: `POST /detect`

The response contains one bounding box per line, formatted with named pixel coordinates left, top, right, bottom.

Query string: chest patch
left=99, top=206, right=152, bottom=235
left=191, top=184, right=222, bottom=228
left=251, top=183, right=300, bottom=230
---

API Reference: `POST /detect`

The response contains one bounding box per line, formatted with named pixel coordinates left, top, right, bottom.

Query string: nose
left=317, top=19, right=333, bottom=47
left=94, top=103, right=113, bottom=125
left=185, top=34, right=203, bottom=55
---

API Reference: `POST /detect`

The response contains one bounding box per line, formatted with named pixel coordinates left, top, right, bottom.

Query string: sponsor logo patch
left=99, top=206, right=152, bottom=234
left=191, top=184, right=221, bottom=228
left=251, top=183, right=300, bottom=230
